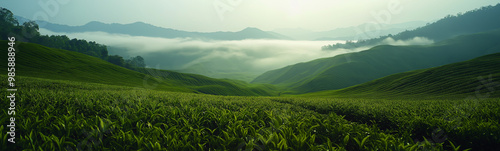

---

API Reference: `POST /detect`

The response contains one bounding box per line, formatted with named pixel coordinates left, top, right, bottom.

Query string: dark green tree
left=107, top=55, right=125, bottom=67
left=21, top=21, right=40, bottom=38
left=127, top=56, right=146, bottom=68
left=0, top=7, right=19, bottom=38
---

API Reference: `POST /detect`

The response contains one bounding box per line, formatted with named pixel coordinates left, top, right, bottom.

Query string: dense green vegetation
left=2, top=3, right=499, bottom=151
left=4, top=75, right=498, bottom=150
left=1, top=7, right=146, bottom=69
left=269, top=97, right=500, bottom=151
left=323, top=3, right=500, bottom=50
left=252, top=29, right=500, bottom=93
left=306, top=53, right=500, bottom=98
left=0, top=40, right=275, bottom=96
left=1, top=7, right=107, bottom=60
left=0, top=8, right=19, bottom=39
left=6, top=38, right=498, bottom=150
left=2, top=41, right=497, bottom=150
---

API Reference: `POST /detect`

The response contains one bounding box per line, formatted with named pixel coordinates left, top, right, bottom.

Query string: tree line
left=0, top=7, right=145, bottom=69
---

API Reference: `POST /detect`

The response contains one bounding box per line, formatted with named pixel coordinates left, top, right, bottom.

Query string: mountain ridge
left=31, top=18, right=291, bottom=40
left=252, top=29, right=500, bottom=93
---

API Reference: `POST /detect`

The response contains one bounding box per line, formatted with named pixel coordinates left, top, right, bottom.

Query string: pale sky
left=2, top=0, right=500, bottom=32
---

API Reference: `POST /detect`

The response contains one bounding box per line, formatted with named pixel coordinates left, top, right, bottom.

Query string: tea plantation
left=1, top=75, right=499, bottom=150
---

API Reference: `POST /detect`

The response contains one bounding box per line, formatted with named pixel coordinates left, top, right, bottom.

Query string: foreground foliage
left=1, top=76, right=498, bottom=150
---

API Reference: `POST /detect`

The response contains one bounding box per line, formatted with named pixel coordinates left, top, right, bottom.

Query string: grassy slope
left=0, top=75, right=456, bottom=151
left=135, top=68, right=276, bottom=96
left=304, top=52, right=500, bottom=98
left=252, top=29, right=500, bottom=93
left=0, top=41, right=274, bottom=96
left=176, top=62, right=261, bottom=83
left=1, top=75, right=498, bottom=150
left=0, top=40, right=497, bottom=151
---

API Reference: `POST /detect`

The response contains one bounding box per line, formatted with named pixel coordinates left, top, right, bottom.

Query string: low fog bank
left=381, top=37, right=434, bottom=46
left=40, top=28, right=352, bottom=79
left=324, top=37, right=434, bottom=55
left=39, top=28, right=434, bottom=81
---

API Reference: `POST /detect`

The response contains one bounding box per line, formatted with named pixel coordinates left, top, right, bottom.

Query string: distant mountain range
left=252, top=29, right=500, bottom=93
left=272, top=21, right=428, bottom=41
left=23, top=18, right=291, bottom=40
left=16, top=15, right=426, bottom=41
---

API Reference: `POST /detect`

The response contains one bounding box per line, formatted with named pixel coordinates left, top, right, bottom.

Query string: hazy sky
left=3, top=0, right=500, bottom=32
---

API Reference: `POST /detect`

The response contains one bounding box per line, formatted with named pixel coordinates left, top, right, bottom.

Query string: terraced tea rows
left=0, top=75, right=459, bottom=150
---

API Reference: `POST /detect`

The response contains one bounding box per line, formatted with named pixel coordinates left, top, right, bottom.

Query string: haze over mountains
left=32, top=19, right=291, bottom=40
left=13, top=3, right=500, bottom=88
left=252, top=29, right=500, bottom=93
left=3, top=1, right=500, bottom=150
left=32, top=20, right=348, bottom=82
left=323, top=4, right=500, bottom=50
left=26, top=15, right=427, bottom=41
left=30, top=18, right=429, bottom=43
left=272, top=21, right=427, bottom=40
left=13, top=3, right=500, bottom=96
left=29, top=16, right=432, bottom=82
left=252, top=4, right=500, bottom=93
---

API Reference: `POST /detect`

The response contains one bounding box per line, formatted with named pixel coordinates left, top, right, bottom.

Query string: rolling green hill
left=252, top=29, right=500, bottom=93
left=0, top=41, right=275, bottom=96
left=134, top=68, right=276, bottom=96
left=306, top=52, right=500, bottom=98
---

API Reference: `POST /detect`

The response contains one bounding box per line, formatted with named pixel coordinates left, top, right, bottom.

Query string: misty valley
left=1, top=1, right=500, bottom=151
